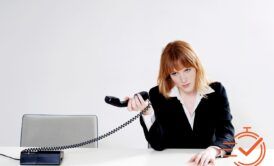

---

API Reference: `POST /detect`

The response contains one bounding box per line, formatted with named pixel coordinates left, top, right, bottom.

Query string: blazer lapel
left=172, top=98, right=194, bottom=133
left=192, top=98, right=207, bottom=133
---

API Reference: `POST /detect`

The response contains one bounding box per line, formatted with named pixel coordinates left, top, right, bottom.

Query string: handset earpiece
left=105, top=91, right=149, bottom=107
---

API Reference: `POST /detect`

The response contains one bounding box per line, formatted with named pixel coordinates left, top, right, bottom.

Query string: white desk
left=0, top=147, right=273, bottom=166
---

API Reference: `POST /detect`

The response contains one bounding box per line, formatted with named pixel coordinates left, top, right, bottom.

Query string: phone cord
left=22, top=102, right=152, bottom=152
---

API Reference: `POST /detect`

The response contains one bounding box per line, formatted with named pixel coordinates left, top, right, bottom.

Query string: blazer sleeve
left=140, top=87, right=168, bottom=151
left=211, top=83, right=235, bottom=155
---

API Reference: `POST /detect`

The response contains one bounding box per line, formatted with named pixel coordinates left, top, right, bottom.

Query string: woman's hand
left=126, top=94, right=151, bottom=114
left=188, top=147, right=218, bottom=166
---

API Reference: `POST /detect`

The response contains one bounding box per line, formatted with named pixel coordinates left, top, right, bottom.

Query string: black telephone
left=105, top=91, right=149, bottom=107
left=19, top=91, right=150, bottom=165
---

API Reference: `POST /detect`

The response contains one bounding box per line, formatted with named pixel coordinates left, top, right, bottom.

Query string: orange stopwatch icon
left=231, top=127, right=266, bottom=166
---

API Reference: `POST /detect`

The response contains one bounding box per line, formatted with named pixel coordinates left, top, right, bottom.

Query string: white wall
left=0, top=0, right=274, bottom=149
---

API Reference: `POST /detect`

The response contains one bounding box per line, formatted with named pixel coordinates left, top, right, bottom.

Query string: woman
left=127, top=40, right=235, bottom=166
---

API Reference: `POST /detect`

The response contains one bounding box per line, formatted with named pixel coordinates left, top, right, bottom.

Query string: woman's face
left=170, top=66, right=196, bottom=95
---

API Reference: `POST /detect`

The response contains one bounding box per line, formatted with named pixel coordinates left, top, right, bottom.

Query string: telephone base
left=20, top=150, right=64, bottom=165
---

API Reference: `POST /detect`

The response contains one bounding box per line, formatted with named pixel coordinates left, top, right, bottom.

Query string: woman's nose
left=179, top=74, right=187, bottom=83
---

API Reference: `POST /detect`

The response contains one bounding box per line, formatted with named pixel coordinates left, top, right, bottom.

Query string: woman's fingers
left=134, top=94, right=142, bottom=109
left=195, top=152, right=202, bottom=165
left=128, top=96, right=140, bottom=112
left=124, top=96, right=130, bottom=101
left=136, top=94, right=149, bottom=108
left=127, top=97, right=137, bottom=112
left=131, top=97, right=137, bottom=110
left=137, top=94, right=145, bottom=103
left=189, top=151, right=216, bottom=166
left=209, top=158, right=215, bottom=166
left=126, top=93, right=148, bottom=112
left=127, top=98, right=132, bottom=111
left=190, top=149, right=216, bottom=166
left=203, top=157, right=210, bottom=166
left=199, top=154, right=209, bottom=166
left=189, top=154, right=197, bottom=162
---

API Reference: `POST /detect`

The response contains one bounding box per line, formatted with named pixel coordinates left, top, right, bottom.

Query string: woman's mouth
left=182, top=83, right=190, bottom=88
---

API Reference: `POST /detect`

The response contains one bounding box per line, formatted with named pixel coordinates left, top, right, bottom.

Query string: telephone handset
left=20, top=91, right=151, bottom=165
left=105, top=91, right=149, bottom=107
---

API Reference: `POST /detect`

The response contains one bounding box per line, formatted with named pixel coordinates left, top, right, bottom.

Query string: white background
left=0, top=0, right=274, bottom=149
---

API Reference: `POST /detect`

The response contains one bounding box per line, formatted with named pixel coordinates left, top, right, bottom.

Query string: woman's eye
left=170, top=72, right=178, bottom=76
left=185, top=68, right=191, bottom=72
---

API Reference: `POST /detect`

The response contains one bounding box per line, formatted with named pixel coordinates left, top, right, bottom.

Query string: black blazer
left=140, top=82, right=235, bottom=153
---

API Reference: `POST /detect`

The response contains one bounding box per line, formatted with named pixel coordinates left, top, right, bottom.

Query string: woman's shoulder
left=209, top=81, right=227, bottom=95
left=149, top=85, right=160, bottom=96
left=148, top=85, right=168, bottom=100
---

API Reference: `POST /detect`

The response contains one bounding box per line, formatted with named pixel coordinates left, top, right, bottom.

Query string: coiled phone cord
left=22, top=102, right=152, bottom=153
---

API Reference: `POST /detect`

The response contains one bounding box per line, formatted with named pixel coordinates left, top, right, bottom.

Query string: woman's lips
left=182, top=83, right=190, bottom=88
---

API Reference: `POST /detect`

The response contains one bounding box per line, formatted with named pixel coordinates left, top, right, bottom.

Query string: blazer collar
left=168, top=85, right=215, bottom=99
